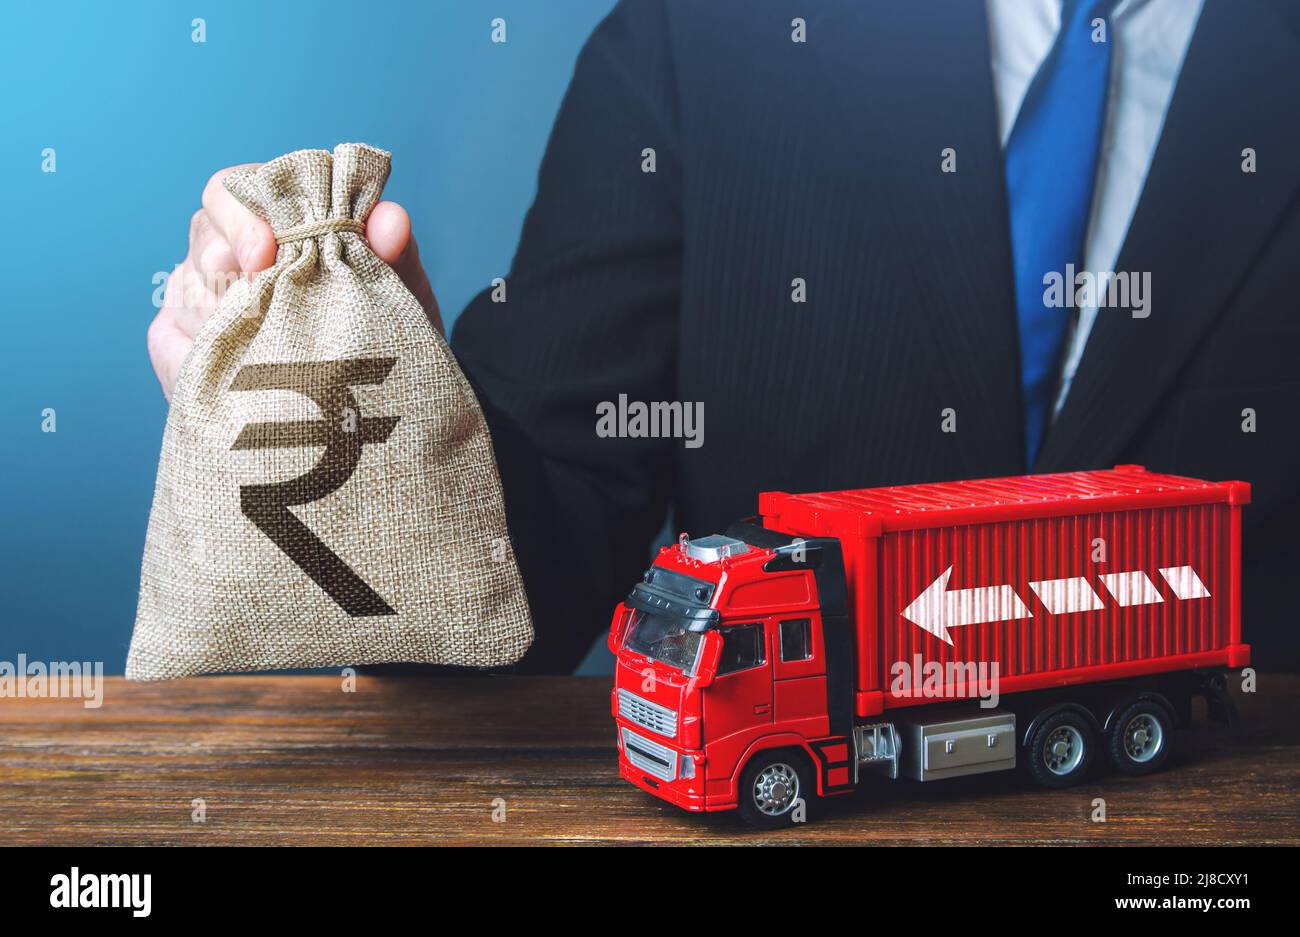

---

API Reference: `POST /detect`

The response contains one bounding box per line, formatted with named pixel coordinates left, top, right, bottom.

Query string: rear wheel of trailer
left=1106, top=699, right=1174, bottom=775
left=1024, top=709, right=1097, bottom=788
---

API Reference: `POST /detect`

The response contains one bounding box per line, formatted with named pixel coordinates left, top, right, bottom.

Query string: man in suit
left=148, top=0, right=1300, bottom=671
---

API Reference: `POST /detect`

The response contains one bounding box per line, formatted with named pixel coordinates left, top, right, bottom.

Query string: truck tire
left=737, top=749, right=813, bottom=829
left=1025, top=710, right=1095, bottom=788
left=1107, top=700, right=1172, bottom=775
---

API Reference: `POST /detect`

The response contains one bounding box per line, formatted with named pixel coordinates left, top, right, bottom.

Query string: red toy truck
left=608, top=466, right=1249, bottom=826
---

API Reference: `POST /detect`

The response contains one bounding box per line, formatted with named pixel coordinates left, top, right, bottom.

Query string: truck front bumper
left=616, top=724, right=708, bottom=811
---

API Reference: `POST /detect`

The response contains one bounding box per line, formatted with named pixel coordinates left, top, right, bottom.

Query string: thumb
left=364, top=201, right=443, bottom=337
left=366, top=200, right=411, bottom=265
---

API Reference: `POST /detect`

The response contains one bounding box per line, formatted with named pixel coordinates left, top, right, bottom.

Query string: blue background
left=0, top=0, right=617, bottom=672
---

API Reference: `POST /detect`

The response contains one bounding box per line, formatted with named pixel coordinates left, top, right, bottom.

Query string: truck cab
left=609, top=524, right=854, bottom=826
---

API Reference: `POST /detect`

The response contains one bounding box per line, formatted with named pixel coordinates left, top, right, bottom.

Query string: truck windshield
left=623, top=611, right=704, bottom=675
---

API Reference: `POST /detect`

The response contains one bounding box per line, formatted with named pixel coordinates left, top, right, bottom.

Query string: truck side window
left=717, top=623, right=765, bottom=675
left=779, top=618, right=812, bottom=662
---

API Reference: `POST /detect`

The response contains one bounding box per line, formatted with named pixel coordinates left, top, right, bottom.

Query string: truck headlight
left=679, top=754, right=696, bottom=779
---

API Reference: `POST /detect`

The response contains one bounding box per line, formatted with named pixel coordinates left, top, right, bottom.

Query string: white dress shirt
left=984, top=0, right=1205, bottom=418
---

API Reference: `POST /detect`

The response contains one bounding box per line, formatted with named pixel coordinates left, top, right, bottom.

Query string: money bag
left=128, top=143, right=533, bottom=679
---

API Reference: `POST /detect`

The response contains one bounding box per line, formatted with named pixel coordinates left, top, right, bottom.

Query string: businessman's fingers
left=200, top=165, right=277, bottom=274
left=146, top=303, right=193, bottom=403
left=366, top=200, right=410, bottom=263
left=148, top=165, right=273, bottom=399
left=150, top=171, right=446, bottom=400
left=367, top=201, right=445, bottom=337
left=158, top=254, right=210, bottom=342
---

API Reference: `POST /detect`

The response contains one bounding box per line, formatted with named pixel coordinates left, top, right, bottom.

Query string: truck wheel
left=1107, top=700, right=1172, bottom=775
left=737, top=750, right=813, bottom=829
left=1025, top=711, right=1095, bottom=788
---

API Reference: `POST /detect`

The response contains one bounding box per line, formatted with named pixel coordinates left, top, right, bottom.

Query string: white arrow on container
left=901, top=565, right=1032, bottom=645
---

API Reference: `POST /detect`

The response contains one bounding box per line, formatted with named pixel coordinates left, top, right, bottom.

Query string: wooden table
left=1, top=675, right=1295, bottom=845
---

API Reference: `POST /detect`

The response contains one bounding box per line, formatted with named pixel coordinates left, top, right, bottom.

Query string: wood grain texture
left=0, top=675, right=1294, bottom=845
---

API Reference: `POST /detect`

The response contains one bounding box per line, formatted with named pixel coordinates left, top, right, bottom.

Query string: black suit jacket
left=453, top=0, right=1300, bottom=672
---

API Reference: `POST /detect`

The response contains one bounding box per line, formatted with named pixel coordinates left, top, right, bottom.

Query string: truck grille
left=621, top=727, right=677, bottom=782
left=617, top=689, right=677, bottom=738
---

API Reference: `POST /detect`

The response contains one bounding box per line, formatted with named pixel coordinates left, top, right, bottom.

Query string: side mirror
left=692, top=630, right=722, bottom=688
left=607, top=606, right=631, bottom=654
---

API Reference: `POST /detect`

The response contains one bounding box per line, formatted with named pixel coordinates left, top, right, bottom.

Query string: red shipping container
left=759, top=465, right=1250, bottom=718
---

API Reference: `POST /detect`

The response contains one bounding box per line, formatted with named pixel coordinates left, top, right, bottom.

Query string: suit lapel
left=810, top=1, right=1024, bottom=478
left=1036, top=0, right=1300, bottom=471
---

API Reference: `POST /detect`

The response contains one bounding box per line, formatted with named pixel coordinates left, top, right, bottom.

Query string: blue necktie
left=1005, top=0, right=1117, bottom=466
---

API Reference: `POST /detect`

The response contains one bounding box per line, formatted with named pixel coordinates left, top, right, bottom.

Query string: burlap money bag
left=128, top=143, right=532, bottom=679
